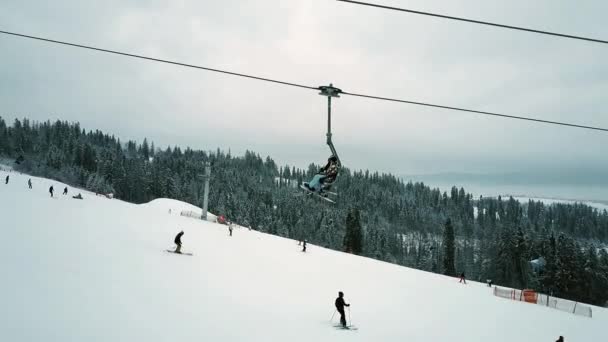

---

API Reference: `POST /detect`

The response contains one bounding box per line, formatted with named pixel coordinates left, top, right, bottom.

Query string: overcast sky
left=1, top=0, right=607, bottom=176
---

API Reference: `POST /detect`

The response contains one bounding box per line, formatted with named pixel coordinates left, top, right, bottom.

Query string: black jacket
left=174, top=232, right=184, bottom=245
left=335, top=297, right=349, bottom=311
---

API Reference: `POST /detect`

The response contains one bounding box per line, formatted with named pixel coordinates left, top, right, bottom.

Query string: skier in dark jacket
left=5, top=175, right=8, bottom=184
left=28, top=178, right=32, bottom=189
left=63, top=187, right=68, bottom=195
left=49, top=185, right=54, bottom=197
left=335, top=291, right=350, bottom=328
left=459, top=272, right=466, bottom=284
left=556, top=336, right=564, bottom=342
left=174, top=230, right=184, bottom=254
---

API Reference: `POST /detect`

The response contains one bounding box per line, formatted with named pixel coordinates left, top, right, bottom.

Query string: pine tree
left=343, top=209, right=363, bottom=255
left=442, top=218, right=456, bottom=276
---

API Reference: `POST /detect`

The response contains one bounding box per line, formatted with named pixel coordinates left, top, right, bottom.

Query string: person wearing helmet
left=304, top=155, right=339, bottom=193
left=334, top=291, right=350, bottom=328
left=174, top=230, right=184, bottom=254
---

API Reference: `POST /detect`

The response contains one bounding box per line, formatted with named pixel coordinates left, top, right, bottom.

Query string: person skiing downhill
left=304, top=155, right=339, bottom=193
left=49, top=185, right=54, bottom=197
left=174, top=230, right=184, bottom=254
left=335, top=291, right=350, bottom=328
left=28, top=178, right=32, bottom=189
left=459, top=272, right=467, bottom=284
left=63, top=187, right=68, bottom=195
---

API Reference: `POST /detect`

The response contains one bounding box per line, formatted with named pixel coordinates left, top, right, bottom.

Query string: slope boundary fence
left=493, top=286, right=592, bottom=318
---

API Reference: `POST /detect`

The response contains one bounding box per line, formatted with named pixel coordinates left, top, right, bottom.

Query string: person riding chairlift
left=304, top=155, right=339, bottom=193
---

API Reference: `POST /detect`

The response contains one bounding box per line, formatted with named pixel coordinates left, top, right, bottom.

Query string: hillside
left=0, top=170, right=605, bottom=341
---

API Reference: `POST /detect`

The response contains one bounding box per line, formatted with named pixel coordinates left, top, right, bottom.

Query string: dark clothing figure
left=305, top=155, right=339, bottom=193
left=174, top=231, right=184, bottom=254
left=302, top=240, right=307, bottom=252
left=335, top=291, right=350, bottom=327
left=5, top=175, right=8, bottom=184
left=229, top=224, right=233, bottom=237
left=28, top=179, right=32, bottom=189
left=556, top=336, right=564, bottom=342
left=72, top=193, right=83, bottom=199
left=487, top=279, right=493, bottom=287
left=63, top=187, right=68, bottom=195
left=49, top=186, right=54, bottom=197
left=459, top=272, right=466, bottom=284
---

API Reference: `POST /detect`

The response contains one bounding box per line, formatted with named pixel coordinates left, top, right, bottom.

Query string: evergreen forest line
left=1, top=117, right=607, bottom=307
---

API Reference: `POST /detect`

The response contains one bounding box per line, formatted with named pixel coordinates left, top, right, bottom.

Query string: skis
left=333, top=324, right=358, bottom=331
left=299, top=185, right=336, bottom=204
left=165, top=250, right=193, bottom=256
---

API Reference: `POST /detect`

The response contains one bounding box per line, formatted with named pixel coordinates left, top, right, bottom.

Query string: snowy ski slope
left=0, top=171, right=605, bottom=342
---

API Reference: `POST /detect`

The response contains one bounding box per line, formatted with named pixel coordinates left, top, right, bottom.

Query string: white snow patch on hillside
left=1, top=171, right=606, bottom=342
left=511, top=196, right=608, bottom=212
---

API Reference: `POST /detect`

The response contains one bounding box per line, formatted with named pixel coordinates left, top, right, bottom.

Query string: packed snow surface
left=1, top=171, right=606, bottom=342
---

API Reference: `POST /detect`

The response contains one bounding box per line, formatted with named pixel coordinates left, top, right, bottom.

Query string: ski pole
left=348, top=306, right=352, bottom=327
left=329, top=309, right=337, bottom=322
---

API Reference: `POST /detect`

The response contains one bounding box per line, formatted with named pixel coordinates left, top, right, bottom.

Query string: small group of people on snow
left=171, top=231, right=352, bottom=328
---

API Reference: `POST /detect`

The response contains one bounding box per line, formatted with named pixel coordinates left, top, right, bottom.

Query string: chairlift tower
left=201, top=161, right=211, bottom=221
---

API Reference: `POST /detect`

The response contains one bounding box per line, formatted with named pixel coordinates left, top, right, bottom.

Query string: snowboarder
left=63, top=187, right=68, bottom=195
left=302, top=239, right=307, bottom=252
left=5, top=175, right=8, bottom=184
left=228, top=223, right=233, bottom=237
left=49, top=185, right=54, bottom=197
left=459, top=272, right=466, bottom=284
left=28, top=178, right=32, bottom=189
left=304, top=155, right=339, bottom=193
left=335, top=291, right=350, bottom=328
left=556, top=336, right=564, bottom=342
left=174, top=230, right=184, bottom=254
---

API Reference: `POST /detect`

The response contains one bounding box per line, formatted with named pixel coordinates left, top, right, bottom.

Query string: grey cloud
left=1, top=0, right=607, bottom=181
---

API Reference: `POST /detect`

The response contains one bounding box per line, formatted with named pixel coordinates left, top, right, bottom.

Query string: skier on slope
left=63, top=187, right=68, bottom=195
left=5, top=175, right=8, bottom=184
left=335, top=291, right=350, bottom=328
left=459, top=272, right=467, bottom=284
left=304, top=155, right=339, bottom=193
left=28, top=178, right=32, bottom=189
left=174, top=230, right=184, bottom=254
left=49, top=185, right=54, bottom=197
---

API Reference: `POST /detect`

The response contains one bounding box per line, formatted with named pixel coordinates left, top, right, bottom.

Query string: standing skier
left=459, top=272, right=467, bottom=284
left=63, top=187, right=68, bottom=195
left=5, top=175, right=8, bottom=184
left=49, top=185, right=54, bottom=197
left=174, top=230, right=184, bottom=254
left=28, top=178, right=32, bottom=189
left=302, top=240, right=307, bottom=252
left=228, top=223, right=233, bottom=237
left=335, top=291, right=350, bottom=328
